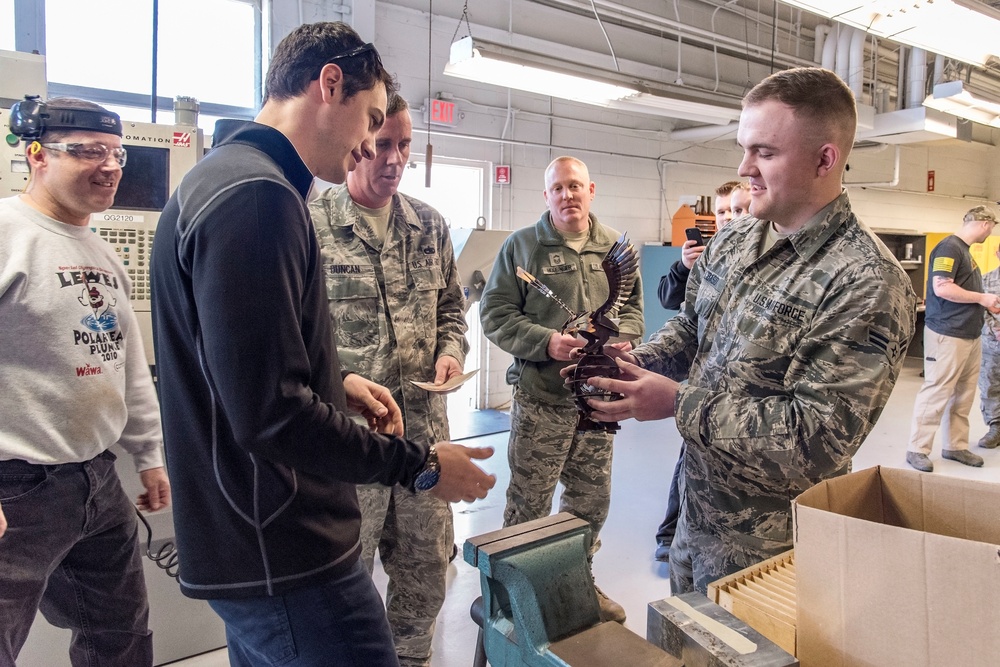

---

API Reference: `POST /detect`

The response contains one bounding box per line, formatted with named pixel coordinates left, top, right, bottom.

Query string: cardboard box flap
left=794, top=466, right=884, bottom=522
left=795, top=465, right=1000, bottom=542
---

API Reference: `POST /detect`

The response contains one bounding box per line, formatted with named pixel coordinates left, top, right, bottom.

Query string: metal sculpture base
left=568, top=352, right=622, bottom=432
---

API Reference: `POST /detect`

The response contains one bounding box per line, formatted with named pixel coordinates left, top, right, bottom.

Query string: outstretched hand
left=344, top=373, right=405, bottom=436
left=584, top=358, right=679, bottom=422
left=431, top=443, right=497, bottom=503
left=0, top=500, right=6, bottom=539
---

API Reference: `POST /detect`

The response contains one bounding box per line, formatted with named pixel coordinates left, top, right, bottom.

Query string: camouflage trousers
left=357, top=483, right=454, bottom=667
left=668, top=461, right=795, bottom=595
left=980, top=335, right=1000, bottom=428
left=504, top=389, right=614, bottom=556
left=669, top=509, right=792, bottom=596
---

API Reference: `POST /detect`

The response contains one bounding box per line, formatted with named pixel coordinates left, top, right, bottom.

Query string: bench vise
left=464, top=512, right=679, bottom=667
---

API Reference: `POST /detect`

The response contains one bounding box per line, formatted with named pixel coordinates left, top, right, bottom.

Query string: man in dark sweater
left=151, top=23, right=495, bottom=667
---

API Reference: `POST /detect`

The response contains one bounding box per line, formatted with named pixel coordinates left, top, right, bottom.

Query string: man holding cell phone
left=657, top=182, right=743, bottom=312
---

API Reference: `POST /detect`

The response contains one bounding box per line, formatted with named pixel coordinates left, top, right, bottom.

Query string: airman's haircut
left=744, top=67, right=857, bottom=152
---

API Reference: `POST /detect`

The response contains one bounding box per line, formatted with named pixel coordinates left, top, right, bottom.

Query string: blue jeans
left=208, top=558, right=400, bottom=667
left=0, top=450, right=152, bottom=666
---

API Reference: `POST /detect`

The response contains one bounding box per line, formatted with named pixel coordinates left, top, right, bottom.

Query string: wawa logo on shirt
left=58, top=267, right=125, bottom=367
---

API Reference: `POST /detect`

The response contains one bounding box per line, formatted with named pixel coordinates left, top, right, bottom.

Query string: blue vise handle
left=464, top=512, right=680, bottom=667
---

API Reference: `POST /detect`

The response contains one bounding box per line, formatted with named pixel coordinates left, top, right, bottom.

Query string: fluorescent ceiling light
left=779, top=0, right=1000, bottom=66
left=443, top=37, right=740, bottom=125
left=923, top=80, right=1000, bottom=128
left=607, top=93, right=741, bottom=125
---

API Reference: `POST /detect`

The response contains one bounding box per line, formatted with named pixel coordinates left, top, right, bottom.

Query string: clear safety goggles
left=41, top=142, right=127, bottom=167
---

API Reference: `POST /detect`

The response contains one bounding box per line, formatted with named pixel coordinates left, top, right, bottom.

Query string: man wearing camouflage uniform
left=480, top=156, right=643, bottom=623
left=585, top=68, right=916, bottom=595
left=978, top=246, right=1000, bottom=450
left=310, top=93, right=468, bottom=667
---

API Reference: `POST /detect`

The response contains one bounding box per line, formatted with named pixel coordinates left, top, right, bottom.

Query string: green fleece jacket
left=480, top=212, right=644, bottom=404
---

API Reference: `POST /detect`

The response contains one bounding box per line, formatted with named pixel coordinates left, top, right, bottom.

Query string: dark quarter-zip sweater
left=151, top=120, right=427, bottom=599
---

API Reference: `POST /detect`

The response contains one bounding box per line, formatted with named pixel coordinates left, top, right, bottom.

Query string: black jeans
left=655, top=443, right=684, bottom=547
left=0, top=450, right=152, bottom=666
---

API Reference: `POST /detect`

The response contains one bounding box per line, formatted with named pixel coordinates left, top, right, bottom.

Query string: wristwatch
left=414, top=445, right=441, bottom=492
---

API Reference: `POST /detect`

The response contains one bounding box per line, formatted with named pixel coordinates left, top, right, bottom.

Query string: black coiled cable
left=135, top=508, right=179, bottom=579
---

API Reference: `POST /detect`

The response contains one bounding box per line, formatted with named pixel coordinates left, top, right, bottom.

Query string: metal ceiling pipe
left=821, top=23, right=837, bottom=70
left=897, top=46, right=908, bottom=110
left=907, top=47, right=927, bottom=108
left=849, top=27, right=865, bottom=100
left=815, top=24, right=831, bottom=64
left=846, top=145, right=900, bottom=188
left=933, top=53, right=945, bottom=86
left=835, top=25, right=853, bottom=82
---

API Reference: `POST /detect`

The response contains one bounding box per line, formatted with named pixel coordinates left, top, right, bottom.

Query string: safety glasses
left=41, top=142, right=127, bottom=167
left=312, top=42, right=384, bottom=80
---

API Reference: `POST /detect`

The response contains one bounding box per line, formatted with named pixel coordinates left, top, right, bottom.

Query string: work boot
left=906, top=451, right=934, bottom=473
left=942, top=448, right=984, bottom=467
left=594, top=586, right=626, bottom=624
left=653, top=543, right=670, bottom=563
left=978, top=425, right=1000, bottom=449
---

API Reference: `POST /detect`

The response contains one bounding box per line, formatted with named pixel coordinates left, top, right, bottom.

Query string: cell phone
left=685, top=227, right=705, bottom=247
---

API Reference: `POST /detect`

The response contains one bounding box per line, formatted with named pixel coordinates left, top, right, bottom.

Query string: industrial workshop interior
left=7, top=0, right=1000, bottom=665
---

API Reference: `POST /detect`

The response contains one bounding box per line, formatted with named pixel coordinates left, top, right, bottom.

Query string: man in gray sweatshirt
left=0, top=96, right=170, bottom=666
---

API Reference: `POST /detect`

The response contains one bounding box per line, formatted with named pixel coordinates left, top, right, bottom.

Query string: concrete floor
left=167, top=356, right=1000, bottom=666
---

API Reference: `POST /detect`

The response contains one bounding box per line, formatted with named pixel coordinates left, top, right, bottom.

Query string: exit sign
left=425, top=98, right=459, bottom=127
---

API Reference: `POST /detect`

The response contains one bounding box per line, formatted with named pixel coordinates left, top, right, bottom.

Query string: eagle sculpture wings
left=517, top=233, right=638, bottom=431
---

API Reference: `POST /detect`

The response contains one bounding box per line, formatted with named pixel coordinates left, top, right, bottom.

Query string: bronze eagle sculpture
left=516, top=233, right=638, bottom=431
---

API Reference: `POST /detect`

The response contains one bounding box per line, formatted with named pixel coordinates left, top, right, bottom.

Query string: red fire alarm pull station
left=496, top=165, right=511, bottom=185
left=927, top=170, right=935, bottom=192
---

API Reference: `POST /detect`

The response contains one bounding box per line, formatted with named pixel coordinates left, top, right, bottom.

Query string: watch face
left=414, top=468, right=440, bottom=492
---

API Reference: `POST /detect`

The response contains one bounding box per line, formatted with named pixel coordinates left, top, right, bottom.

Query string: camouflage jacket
left=310, top=185, right=468, bottom=445
left=632, top=192, right=916, bottom=556
left=983, top=266, right=1000, bottom=343
left=480, top=212, right=643, bottom=405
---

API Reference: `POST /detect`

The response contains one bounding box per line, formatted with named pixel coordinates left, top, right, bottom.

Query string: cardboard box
left=793, top=465, right=1000, bottom=667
